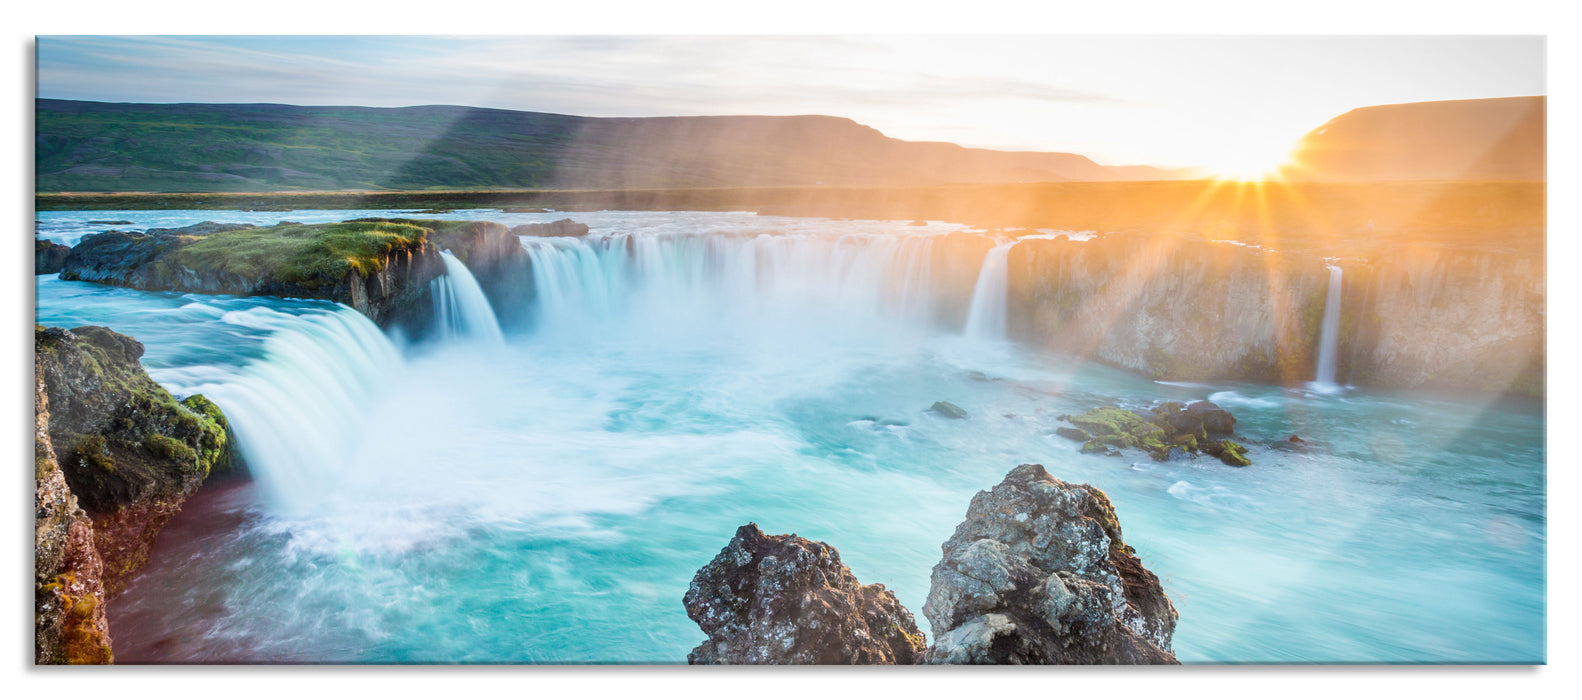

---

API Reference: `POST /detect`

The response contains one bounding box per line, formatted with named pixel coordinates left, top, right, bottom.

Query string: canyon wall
left=1004, top=233, right=1543, bottom=396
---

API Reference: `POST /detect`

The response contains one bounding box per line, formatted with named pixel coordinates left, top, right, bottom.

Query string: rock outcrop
left=683, top=523, right=927, bottom=665
left=923, top=464, right=1178, bottom=664
left=59, top=220, right=444, bottom=328
left=1058, top=401, right=1247, bottom=466
left=36, top=239, right=71, bottom=274
left=35, top=325, right=231, bottom=600
left=355, top=218, right=534, bottom=328
left=511, top=218, right=590, bottom=237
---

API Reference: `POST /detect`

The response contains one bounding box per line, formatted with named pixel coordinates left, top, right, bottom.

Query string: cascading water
left=1313, top=264, right=1343, bottom=387
left=173, top=305, right=404, bottom=513
left=964, top=241, right=1015, bottom=340
left=430, top=251, right=505, bottom=345
left=519, top=231, right=941, bottom=332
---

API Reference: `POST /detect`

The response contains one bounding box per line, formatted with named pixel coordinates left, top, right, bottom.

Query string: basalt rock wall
left=1005, top=233, right=1543, bottom=396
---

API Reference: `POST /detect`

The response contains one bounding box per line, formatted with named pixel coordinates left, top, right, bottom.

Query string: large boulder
left=1184, top=400, right=1237, bottom=435
left=683, top=523, right=927, bottom=664
left=923, top=464, right=1178, bottom=664
left=35, top=325, right=231, bottom=597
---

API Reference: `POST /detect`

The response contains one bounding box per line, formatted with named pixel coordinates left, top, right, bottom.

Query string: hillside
left=1280, top=96, right=1544, bottom=181
left=34, top=99, right=1188, bottom=192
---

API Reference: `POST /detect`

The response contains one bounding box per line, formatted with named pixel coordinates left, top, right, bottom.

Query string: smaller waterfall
left=430, top=251, right=505, bottom=345
left=1314, top=264, right=1344, bottom=387
left=964, top=241, right=1015, bottom=340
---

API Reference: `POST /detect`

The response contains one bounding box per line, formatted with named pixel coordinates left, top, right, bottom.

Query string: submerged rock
left=923, top=464, right=1178, bottom=664
left=683, top=524, right=927, bottom=664
left=1053, top=426, right=1089, bottom=442
left=929, top=401, right=969, bottom=419
left=35, top=325, right=232, bottom=598
left=1062, top=400, right=1249, bottom=465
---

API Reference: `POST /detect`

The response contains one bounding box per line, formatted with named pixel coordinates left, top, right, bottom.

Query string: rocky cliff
left=1339, top=247, right=1545, bottom=396
left=1005, top=232, right=1543, bottom=396
left=683, top=524, right=927, bottom=664
left=35, top=354, right=113, bottom=665
left=923, top=464, right=1178, bottom=664
left=34, top=323, right=233, bottom=637
left=56, top=218, right=536, bottom=333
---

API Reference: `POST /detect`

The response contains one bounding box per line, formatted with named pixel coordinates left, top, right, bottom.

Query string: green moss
left=168, top=220, right=430, bottom=287
left=179, top=394, right=231, bottom=476
left=143, top=433, right=197, bottom=465
left=73, top=435, right=113, bottom=473
left=1068, top=406, right=1169, bottom=458
left=1214, top=440, right=1252, bottom=467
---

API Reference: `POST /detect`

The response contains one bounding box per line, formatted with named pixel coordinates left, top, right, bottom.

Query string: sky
left=35, top=34, right=1544, bottom=175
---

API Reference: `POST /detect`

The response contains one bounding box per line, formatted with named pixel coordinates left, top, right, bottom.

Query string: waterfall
left=964, top=241, right=1015, bottom=340
left=518, top=231, right=940, bottom=331
left=182, top=306, right=404, bottom=513
left=1314, top=264, right=1343, bottom=386
left=430, top=251, right=505, bottom=345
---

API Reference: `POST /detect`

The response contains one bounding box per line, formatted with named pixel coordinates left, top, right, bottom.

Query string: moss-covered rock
left=58, top=220, right=446, bottom=327
left=1063, top=400, right=1251, bottom=466
left=1204, top=440, right=1252, bottom=467
left=35, top=324, right=233, bottom=597
left=1065, top=407, right=1170, bottom=460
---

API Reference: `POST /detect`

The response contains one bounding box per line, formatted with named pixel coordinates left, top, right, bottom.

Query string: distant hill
left=1281, top=96, right=1544, bottom=181
left=34, top=99, right=1191, bottom=192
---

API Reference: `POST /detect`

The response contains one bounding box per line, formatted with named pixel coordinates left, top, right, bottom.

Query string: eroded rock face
left=35, top=356, right=112, bottom=665
left=35, top=325, right=231, bottom=597
left=60, top=227, right=445, bottom=329
left=684, top=523, right=927, bottom=664
left=923, top=464, right=1178, bottom=664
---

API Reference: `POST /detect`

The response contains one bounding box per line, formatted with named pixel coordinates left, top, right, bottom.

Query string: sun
left=1199, top=137, right=1301, bottom=182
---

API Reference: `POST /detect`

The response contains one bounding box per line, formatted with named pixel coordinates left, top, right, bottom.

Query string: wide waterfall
left=1313, top=264, right=1344, bottom=387
left=519, top=230, right=939, bottom=333
left=430, top=251, right=505, bottom=345
left=963, top=241, right=1014, bottom=340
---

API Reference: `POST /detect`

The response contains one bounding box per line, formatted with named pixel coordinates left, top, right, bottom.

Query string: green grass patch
left=168, top=221, right=429, bottom=287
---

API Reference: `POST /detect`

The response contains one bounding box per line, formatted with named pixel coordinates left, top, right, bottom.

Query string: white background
left=4, top=1, right=1573, bottom=696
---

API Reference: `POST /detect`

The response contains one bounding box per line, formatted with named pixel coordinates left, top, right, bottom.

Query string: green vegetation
left=167, top=221, right=429, bottom=287
left=73, top=435, right=113, bottom=473
left=1063, top=403, right=1253, bottom=466
left=1066, top=407, right=1171, bottom=460
left=1212, top=440, right=1252, bottom=467
left=179, top=395, right=232, bottom=476
left=142, top=433, right=197, bottom=466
